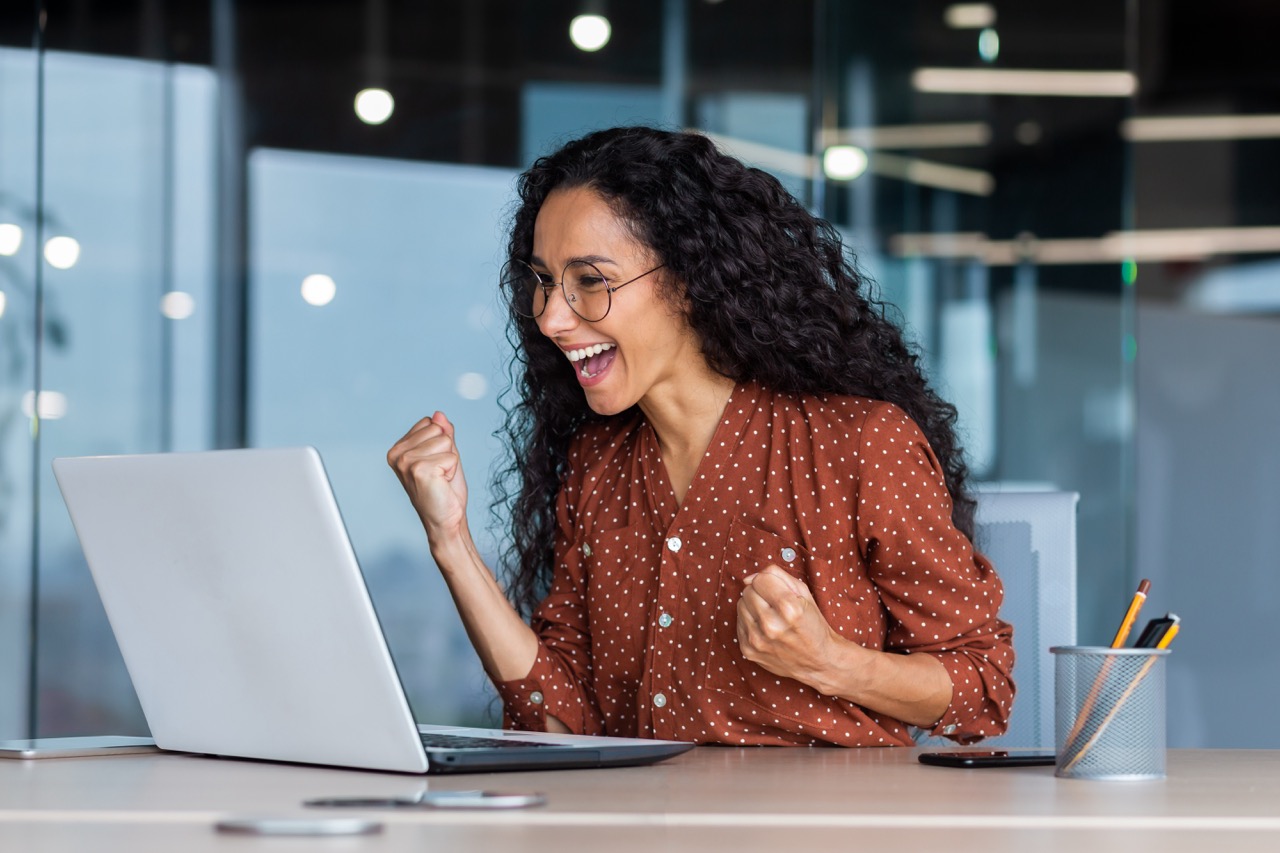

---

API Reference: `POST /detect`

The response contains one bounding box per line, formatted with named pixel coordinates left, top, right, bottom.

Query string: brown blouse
left=494, top=382, right=1015, bottom=746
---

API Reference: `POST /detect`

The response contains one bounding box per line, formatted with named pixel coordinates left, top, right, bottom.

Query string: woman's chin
left=581, top=383, right=635, bottom=417
left=582, top=393, right=628, bottom=417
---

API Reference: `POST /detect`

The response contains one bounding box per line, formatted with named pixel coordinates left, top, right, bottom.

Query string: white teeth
left=565, top=342, right=614, bottom=362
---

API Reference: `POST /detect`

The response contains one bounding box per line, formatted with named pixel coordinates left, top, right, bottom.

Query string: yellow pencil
left=1155, top=622, right=1180, bottom=649
left=1061, top=623, right=1181, bottom=774
left=1111, top=578, right=1151, bottom=648
left=1062, top=579, right=1154, bottom=756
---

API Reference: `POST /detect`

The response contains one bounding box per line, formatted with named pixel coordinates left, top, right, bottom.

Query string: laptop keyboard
left=419, top=732, right=558, bottom=750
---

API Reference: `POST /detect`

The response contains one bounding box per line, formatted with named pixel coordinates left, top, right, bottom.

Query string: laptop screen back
left=52, top=447, right=430, bottom=773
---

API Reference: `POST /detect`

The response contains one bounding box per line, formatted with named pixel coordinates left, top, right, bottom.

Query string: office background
left=1, top=1, right=1275, bottom=747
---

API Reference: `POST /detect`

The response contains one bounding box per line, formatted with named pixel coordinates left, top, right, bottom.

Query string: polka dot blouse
left=494, top=382, right=1015, bottom=746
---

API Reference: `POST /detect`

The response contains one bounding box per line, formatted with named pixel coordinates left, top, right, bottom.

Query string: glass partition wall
left=0, top=6, right=41, bottom=740
left=6, top=1, right=1272, bottom=747
left=820, top=0, right=1138, bottom=651
left=1128, top=0, right=1280, bottom=747
left=1, top=5, right=217, bottom=737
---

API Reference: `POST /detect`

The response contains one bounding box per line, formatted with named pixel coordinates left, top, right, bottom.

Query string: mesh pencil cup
left=1050, top=646, right=1169, bottom=780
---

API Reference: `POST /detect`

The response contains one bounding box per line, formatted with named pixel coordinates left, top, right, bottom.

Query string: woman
left=388, top=126, right=1014, bottom=747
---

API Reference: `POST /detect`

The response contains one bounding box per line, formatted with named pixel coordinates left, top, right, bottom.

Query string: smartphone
left=0, top=735, right=160, bottom=760
left=918, top=750, right=1056, bottom=768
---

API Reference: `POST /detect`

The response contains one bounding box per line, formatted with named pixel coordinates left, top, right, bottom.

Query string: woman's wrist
left=800, top=635, right=951, bottom=728
left=809, top=632, right=873, bottom=700
left=427, top=521, right=484, bottom=577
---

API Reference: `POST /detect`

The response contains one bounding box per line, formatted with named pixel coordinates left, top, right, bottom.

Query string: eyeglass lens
left=507, top=260, right=614, bottom=322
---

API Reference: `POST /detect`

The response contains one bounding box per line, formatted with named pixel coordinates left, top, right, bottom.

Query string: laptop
left=51, top=447, right=693, bottom=774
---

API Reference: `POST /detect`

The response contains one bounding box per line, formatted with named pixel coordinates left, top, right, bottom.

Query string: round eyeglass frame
left=505, top=259, right=665, bottom=322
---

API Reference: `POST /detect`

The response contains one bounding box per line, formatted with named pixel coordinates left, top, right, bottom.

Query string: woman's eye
left=576, top=275, right=607, bottom=288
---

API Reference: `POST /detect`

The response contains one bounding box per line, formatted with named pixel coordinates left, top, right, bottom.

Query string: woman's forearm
left=428, top=524, right=541, bottom=683
left=429, top=525, right=571, bottom=734
left=816, top=638, right=953, bottom=729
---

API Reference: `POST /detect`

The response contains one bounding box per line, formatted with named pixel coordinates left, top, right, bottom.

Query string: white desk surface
left=3, top=747, right=1280, bottom=851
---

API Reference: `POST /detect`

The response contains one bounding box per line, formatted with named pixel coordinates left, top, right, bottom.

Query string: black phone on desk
left=918, top=750, right=1056, bottom=768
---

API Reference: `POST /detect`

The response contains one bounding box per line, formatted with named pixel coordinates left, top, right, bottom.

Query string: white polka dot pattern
left=492, top=382, right=1016, bottom=746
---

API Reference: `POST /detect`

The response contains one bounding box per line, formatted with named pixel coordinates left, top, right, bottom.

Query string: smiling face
left=531, top=186, right=708, bottom=417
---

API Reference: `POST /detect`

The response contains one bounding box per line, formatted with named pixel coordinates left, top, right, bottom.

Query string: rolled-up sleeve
left=855, top=403, right=1015, bottom=744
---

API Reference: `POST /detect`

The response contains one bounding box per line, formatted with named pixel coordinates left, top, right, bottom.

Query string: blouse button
left=653, top=693, right=668, bottom=708
left=582, top=542, right=592, bottom=557
left=666, top=536, right=682, bottom=553
left=780, top=547, right=797, bottom=563
left=530, top=691, right=545, bottom=705
left=658, top=613, right=674, bottom=628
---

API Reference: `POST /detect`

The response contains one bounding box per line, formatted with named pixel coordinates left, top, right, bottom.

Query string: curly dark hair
left=492, top=126, right=974, bottom=617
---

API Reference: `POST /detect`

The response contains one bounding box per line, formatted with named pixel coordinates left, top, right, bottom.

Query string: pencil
left=1155, top=622, right=1180, bottom=649
left=1111, top=578, right=1151, bottom=648
left=1061, top=580, right=1154, bottom=758
left=1060, top=624, right=1181, bottom=774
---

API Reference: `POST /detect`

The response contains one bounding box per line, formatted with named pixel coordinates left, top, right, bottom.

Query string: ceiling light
left=1122, top=114, right=1280, bottom=142
left=822, top=145, right=868, bottom=181
left=701, top=132, right=813, bottom=179
left=300, top=274, right=337, bottom=306
left=44, top=236, right=81, bottom=269
left=821, top=123, right=991, bottom=150
left=354, top=88, right=395, bottom=125
left=160, top=291, right=196, bottom=320
left=456, top=372, right=489, bottom=400
left=873, top=153, right=995, bottom=196
left=703, top=132, right=994, bottom=197
left=889, top=226, right=1280, bottom=266
left=569, top=15, right=611, bottom=52
left=913, top=68, right=1138, bottom=98
left=978, top=28, right=999, bottom=63
left=0, top=223, right=22, bottom=255
left=21, top=390, right=68, bottom=420
left=944, top=3, right=996, bottom=29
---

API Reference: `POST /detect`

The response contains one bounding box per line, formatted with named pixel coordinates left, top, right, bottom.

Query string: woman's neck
left=638, top=367, right=737, bottom=502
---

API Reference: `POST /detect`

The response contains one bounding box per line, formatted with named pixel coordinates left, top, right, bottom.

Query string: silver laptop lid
left=52, top=447, right=429, bottom=773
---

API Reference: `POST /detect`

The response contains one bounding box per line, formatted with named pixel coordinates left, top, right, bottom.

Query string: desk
left=3, top=748, right=1279, bottom=851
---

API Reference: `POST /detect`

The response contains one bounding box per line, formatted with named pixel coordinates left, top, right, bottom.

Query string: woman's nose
left=535, top=283, right=580, bottom=338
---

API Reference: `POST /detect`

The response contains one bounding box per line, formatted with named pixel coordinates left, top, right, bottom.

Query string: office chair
left=916, top=489, right=1079, bottom=749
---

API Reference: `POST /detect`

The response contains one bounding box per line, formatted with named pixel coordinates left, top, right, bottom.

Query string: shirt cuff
left=924, top=650, right=1010, bottom=744
left=492, top=647, right=593, bottom=733
left=493, top=672, right=550, bottom=731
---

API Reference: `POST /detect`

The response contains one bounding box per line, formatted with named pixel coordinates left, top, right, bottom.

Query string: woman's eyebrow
left=528, top=253, right=620, bottom=269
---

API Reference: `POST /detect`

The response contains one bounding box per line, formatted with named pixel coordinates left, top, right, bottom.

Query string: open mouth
left=564, top=342, right=617, bottom=381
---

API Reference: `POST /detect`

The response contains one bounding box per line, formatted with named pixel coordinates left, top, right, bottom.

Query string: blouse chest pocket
left=696, top=519, right=820, bottom=698
left=720, top=519, right=811, bottom=584
left=697, top=518, right=885, bottom=703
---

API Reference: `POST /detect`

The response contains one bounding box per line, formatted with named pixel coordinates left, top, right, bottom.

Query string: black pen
left=1134, top=613, right=1179, bottom=648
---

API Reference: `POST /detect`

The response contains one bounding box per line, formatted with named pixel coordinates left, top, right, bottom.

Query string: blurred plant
left=0, top=190, right=71, bottom=538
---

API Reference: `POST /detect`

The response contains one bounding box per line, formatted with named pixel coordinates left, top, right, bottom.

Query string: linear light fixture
left=913, top=67, right=1138, bottom=98
left=701, top=132, right=996, bottom=197
left=820, top=123, right=991, bottom=150
left=944, top=3, right=996, bottom=29
left=889, top=227, right=1280, bottom=266
left=1122, top=114, right=1280, bottom=142
left=872, top=152, right=994, bottom=196
left=700, top=133, right=813, bottom=180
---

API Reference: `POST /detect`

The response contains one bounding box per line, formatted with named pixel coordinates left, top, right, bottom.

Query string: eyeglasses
left=503, top=259, right=664, bottom=322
